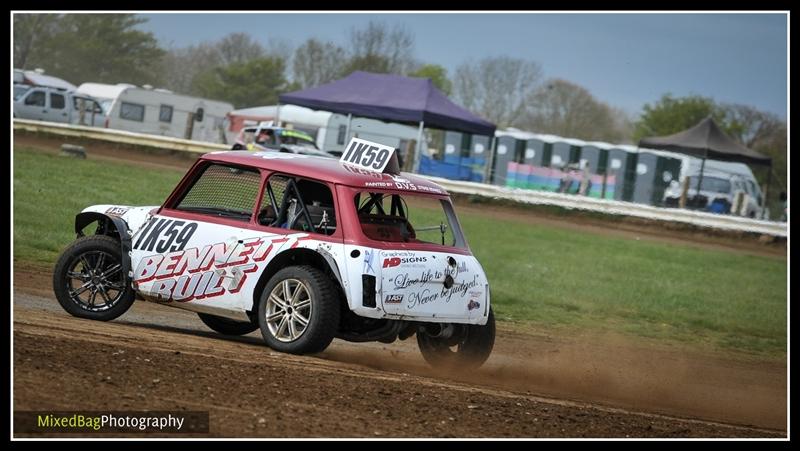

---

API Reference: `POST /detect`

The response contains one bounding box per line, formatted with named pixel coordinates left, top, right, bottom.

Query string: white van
left=662, top=160, right=765, bottom=218
left=75, top=83, right=234, bottom=144
left=13, top=85, right=106, bottom=127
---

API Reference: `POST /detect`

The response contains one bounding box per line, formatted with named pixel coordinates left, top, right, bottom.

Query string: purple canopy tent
left=278, top=71, right=496, bottom=172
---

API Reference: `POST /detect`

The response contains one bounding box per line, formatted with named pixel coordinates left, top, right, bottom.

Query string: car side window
left=258, top=174, right=336, bottom=235
left=25, top=90, right=46, bottom=106
left=174, top=163, right=262, bottom=222
left=50, top=93, right=65, bottom=110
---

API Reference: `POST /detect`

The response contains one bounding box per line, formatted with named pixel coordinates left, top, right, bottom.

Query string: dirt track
left=13, top=278, right=786, bottom=437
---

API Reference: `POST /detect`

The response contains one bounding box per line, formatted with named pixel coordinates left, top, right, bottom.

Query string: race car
left=231, top=123, right=336, bottom=159
left=52, top=138, right=495, bottom=369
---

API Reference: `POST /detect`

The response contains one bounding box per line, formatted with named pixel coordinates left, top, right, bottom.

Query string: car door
left=91, top=100, right=108, bottom=127
left=15, top=88, right=47, bottom=120
left=129, top=162, right=275, bottom=318
left=71, top=97, right=105, bottom=127
left=44, top=91, right=70, bottom=123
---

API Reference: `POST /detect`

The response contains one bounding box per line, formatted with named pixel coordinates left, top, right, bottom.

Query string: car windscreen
left=73, top=97, right=104, bottom=113
left=689, top=176, right=731, bottom=193
left=355, top=191, right=466, bottom=249
left=14, top=85, right=30, bottom=100
left=280, top=131, right=317, bottom=148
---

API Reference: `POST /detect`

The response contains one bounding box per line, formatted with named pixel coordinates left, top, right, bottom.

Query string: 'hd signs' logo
left=382, top=256, right=428, bottom=268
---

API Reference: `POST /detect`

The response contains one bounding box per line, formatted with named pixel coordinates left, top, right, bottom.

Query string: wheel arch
left=74, top=212, right=132, bottom=283
left=248, top=247, right=346, bottom=318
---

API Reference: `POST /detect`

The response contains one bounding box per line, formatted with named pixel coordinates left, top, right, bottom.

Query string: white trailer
left=75, top=83, right=234, bottom=144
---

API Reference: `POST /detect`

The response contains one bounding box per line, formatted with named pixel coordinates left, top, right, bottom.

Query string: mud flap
left=75, top=212, right=133, bottom=286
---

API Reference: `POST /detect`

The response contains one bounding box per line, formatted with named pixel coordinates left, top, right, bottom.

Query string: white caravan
left=76, top=83, right=234, bottom=144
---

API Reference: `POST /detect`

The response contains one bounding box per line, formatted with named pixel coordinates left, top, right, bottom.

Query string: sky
left=137, top=12, right=788, bottom=120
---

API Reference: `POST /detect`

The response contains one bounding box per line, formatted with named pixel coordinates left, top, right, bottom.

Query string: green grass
left=13, top=148, right=184, bottom=264
left=13, top=147, right=787, bottom=357
left=460, top=212, right=786, bottom=355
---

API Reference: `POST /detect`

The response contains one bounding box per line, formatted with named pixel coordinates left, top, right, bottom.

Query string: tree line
left=14, top=13, right=786, bottom=195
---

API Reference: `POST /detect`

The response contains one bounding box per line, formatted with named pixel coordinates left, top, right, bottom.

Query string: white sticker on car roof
left=252, top=152, right=309, bottom=159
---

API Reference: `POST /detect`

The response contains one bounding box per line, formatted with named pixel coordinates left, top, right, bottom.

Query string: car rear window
left=355, top=191, right=466, bottom=249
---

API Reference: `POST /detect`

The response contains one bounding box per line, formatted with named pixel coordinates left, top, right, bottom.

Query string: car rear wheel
left=52, top=235, right=135, bottom=321
left=257, top=266, right=340, bottom=354
left=417, top=307, right=495, bottom=370
left=197, top=313, right=259, bottom=336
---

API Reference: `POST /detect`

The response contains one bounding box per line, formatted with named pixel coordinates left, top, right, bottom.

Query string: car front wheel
left=52, top=235, right=136, bottom=321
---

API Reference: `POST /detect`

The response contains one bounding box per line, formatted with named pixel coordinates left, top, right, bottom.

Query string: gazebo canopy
left=278, top=71, right=496, bottom=136
left=638, top=116, right=771, bottom=166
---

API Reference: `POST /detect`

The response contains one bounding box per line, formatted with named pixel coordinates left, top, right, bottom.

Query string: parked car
left=13, top=85, right=106, bottom=127
left=14, top=83, right=31, bottom=101
left=51, top=142, right=495, bottom=368
left=232, top=124, right=337, bottom=158
left=663, top=171, right=763, bottom=217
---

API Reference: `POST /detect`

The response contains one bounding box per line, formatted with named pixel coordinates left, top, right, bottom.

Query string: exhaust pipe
left=423, top=323, right=454, bottom=339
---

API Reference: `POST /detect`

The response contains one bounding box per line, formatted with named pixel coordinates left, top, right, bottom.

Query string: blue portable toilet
left=443, top=131, right=468, bottom=164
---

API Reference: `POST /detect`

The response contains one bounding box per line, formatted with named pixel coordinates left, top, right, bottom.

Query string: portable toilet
left=549, top=137, right=585, bottom=169
left=495, top=134, right=516, bottom=187
left=607, top=145, right=639, bottom=202
left=521, top=135, right=557, bottom=190
left=631, top=148, right=682, bottom=206
left=523, top=137, right=549, bottom=168
left=582, top=141, right=614, bottom=199
left=471, top=134, right=490, bottom=161
left=639, top=148, right=683, bottom=206
left=460, top=134, right=486, bottom=182
left=495, top=129, right=536, bottom=188
left=443, top=131, right=467, bottom=164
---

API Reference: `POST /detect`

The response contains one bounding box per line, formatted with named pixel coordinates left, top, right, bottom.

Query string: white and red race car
left=52, top=138, right=495, bottom=368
